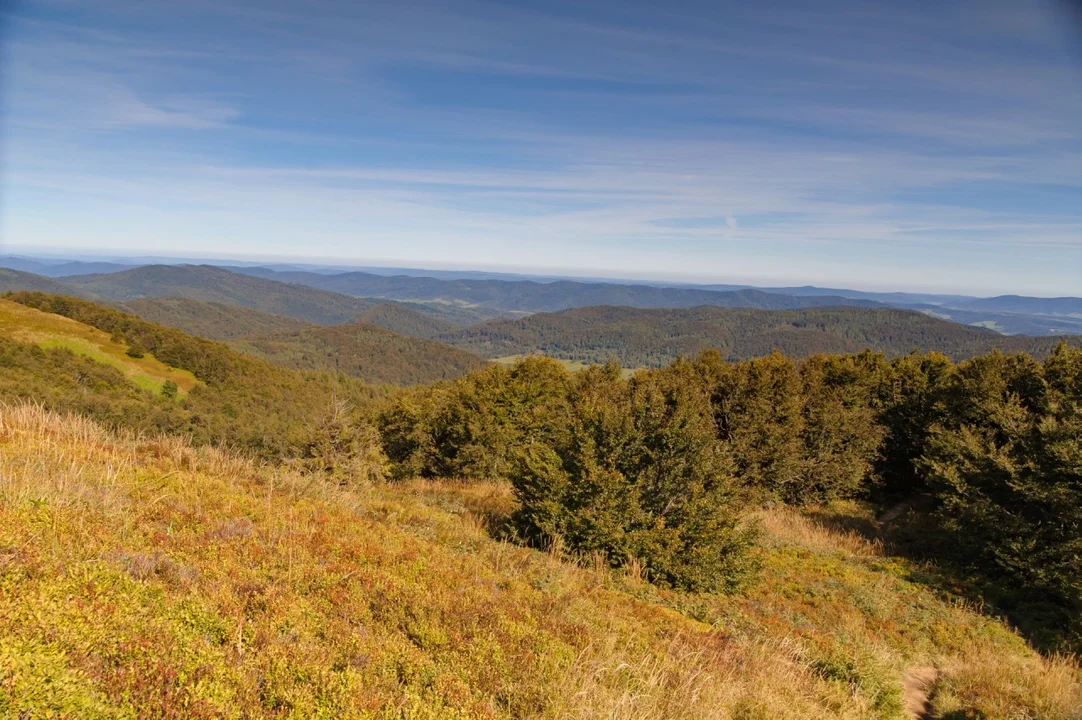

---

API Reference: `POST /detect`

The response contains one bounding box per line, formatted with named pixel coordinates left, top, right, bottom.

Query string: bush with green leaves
left=510, top=361, right=758, bottom=592
left=378, top=356, right=570, bottom=480
left=796, top=352, right=887, bottom=503
left=920, top=344, right=1082, bottom=649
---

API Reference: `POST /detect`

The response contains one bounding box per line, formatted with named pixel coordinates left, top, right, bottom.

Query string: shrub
left=378, top=356, right=570, bottom=480
left=693, top=351, right=805, bottom=500
left=510, top=361, right=758, bottom=592
left=299, top=397, right=389, bottom=486
left=796, top=352, right=886, bottom=503
left=921, top=345, right=1082, bottom=650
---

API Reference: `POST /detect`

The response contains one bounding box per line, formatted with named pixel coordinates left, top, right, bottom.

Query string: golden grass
left=1, top=402, right=1079, bottom=718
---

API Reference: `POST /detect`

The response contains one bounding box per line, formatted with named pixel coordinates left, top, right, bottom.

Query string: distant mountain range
left=223, top=265, right=889, bottom=314
left=1, top=256, right=1079, bottom=344
left=439, top=305, right=1080, bottom=367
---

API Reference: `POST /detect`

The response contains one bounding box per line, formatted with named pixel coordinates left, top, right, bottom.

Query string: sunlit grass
left=0, top=299, right=198, bottom=396
left=0, top=402, right=1078, bottom=718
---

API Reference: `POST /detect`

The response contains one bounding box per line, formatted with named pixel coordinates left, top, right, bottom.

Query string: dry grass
left=755, top=505, right=883, bottom=558
left=932, top=642, right=1082, bottom=720
left=1, top=402, right=1079, bottom=719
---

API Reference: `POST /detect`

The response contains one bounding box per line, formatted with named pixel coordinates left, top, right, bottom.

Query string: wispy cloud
left=3, top=0, right=1080, bottom=294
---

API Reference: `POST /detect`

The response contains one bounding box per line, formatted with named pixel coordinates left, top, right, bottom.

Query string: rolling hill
left=0, top=268, right=81, bottom=296
left=119, top=297, right=313, bottom=341
left=2, top=404, right=1078, bottom=718
left=0, top=292, right=384, bottom=456
left=59, top=265, right=381, bottom=325
left=0, top=298, right=199, bottom=397
left=233, top=320, right=488, bottom=385
left=440, top=305, right=1082, bottom=367
left=354, top=302, right=462, bottom=337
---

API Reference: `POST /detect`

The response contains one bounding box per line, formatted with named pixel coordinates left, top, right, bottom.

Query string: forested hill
left=354, top=302, right=462, bottom=337
left=0, top=292, right=384, bottom=456
left=441, top=305, right=1082, bottom=366
left=0, top=268, right=78, bottom=296
left=60, top=265, right=380, bottom=324
left=229, top=266, right=883, bottom=314
left=233, top=321, right=489, bottom=385
left=120, top=297, right=314, bottom=340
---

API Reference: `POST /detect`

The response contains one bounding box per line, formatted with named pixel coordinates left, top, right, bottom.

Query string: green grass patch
left=1, top=299, right=198, bottom=397
left=493, top=354, right=640, bottom=378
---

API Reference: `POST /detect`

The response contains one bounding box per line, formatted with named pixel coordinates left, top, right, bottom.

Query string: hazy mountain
left=756, top=285, right=976, bottom=306
left=0, top=268, right=83, bottom=296
left=904, top=304, right=1082, bottom=335
left=60, top=265, right=381, bottom=325
left=0, top=256, right=135, bottom=277
left=440, top=305, right=1081, bottom=367
left=226, top=266, right=884, bottom=314
left=953, top=295, right=1082, bottom=316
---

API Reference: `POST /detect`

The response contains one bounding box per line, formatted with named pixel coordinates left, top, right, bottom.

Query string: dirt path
left=902, top=665, right=938, bottom=719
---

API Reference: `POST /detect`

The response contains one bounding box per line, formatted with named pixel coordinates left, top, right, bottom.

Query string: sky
left=2, top=0, right=1082, bottom=295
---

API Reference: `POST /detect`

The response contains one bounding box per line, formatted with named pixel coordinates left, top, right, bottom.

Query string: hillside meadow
left=1, top=403, right=1079, bottom=719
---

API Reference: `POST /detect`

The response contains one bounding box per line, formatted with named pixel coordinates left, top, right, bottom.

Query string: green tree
left=874, top=352, right=954, bottom=497
left=125, top=339, right=146, bottom=358
left=921, top=346, right=1082, bottom=649
left=299, top=396, right=389, bottom=487
left=379, top=356, right=570, bottom=480
left=510, top=361, right=757, bottom=592
left=694, top=351, right=804, bottom=500
left=796, top=352, right=887, bottom=503
left=160, top=380, right=178, bottom=399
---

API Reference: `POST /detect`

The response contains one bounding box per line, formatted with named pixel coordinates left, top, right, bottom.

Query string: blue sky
left=3, top=0, right=1081, bottom=295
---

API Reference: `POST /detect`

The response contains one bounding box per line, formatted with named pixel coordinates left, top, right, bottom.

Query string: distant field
left=493, top=353, right=640, bottom=378
left=0, top=298, right=198, bottom=396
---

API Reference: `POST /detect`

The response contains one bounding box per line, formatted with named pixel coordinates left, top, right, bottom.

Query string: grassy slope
left=1, top=405, right=1077, bottom=719
left=233, top=321, right=489, bottom=386
left=0, top=298, right=198, bottom=396
left=443, top=305, right=1082, bottom=366
left=2, top=292, right=387, bottom=457
left=120, top=298, right=313, bottom=341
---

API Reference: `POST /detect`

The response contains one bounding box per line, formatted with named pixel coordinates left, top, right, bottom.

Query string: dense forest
left=441, top=305, right=1082, bottom=365
left=233, top=320, right=489, bottom=385
left=120, top=297, right=313, bottom=340
left=353, top=302, right=463, bottom=337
